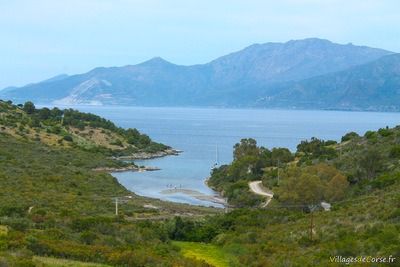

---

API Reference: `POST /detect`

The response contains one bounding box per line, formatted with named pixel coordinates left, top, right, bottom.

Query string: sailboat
left=212, top=143, right=219, bottom=170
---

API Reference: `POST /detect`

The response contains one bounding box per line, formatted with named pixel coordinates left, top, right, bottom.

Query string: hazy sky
left=1, top=0, right=399, bottom=88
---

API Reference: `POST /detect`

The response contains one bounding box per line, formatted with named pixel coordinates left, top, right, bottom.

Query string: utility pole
left=115, top=197, right=119, bottom=216
left=277, top=159, right=280, bottom=186
left=112, top=195, right=132, bottom=216
left=310, top=209, right=314, bottom=241
left=309, top=204, right=317, bottom=241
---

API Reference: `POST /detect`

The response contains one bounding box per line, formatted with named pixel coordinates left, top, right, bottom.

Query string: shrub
left=364, top=131, right=377, bottom=139
left=63, top=135, right=73, bottom=142
left=390, top=145, right=400, bottom=158
left=378, top=127, right=392, bottom=137
left=111, top=139, right=123, bottom=147
left=369, top=173, right=398, bottom=189
left=23, top=101, right=35, bottom=114
left=341, top=132, right=359, bottom=142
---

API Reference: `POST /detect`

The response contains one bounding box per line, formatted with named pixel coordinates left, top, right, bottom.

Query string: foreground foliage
left=0, top=101, right=217, bottom=266
left=1, top=99, right=399, bottom=266
left=0, top=132, right=219, bottom=266
left=173, top=241, right=234, bottom=267
left=203, top=126, right=400, bottom=265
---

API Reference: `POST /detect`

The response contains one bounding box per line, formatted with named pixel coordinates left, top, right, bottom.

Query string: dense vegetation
left=0, top=133, right=219, bottom=266
left=1, top=99, right=399, bottom=266
left=208, top=138, right=294, bottom=206
left=209, top=125, right=400, bottom=208
left=0, top=101, right=217, bottom=266
left=0, top=100, right=169, bottom=156
left=203, top=125, right=400, bottom=265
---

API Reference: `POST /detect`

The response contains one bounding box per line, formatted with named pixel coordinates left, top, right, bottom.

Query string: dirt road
left=249, top=181, right=273, bottom=207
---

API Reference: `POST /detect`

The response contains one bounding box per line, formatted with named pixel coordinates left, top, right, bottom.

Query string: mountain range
left=1, top=38, right=399, bottom=111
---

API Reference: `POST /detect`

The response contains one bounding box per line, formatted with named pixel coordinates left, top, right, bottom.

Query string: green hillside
left=1, top=99, right=399, bottom=266
left=200, top=126, right=400, bottom=265
left=0, top=100, right=169, bottom=157
left=0, top=101, right=217, bottom=266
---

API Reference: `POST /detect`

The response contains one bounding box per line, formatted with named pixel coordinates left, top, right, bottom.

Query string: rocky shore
left=93, top=165, right=160, bottom=173
left=114, top=148, right=182, bottom=160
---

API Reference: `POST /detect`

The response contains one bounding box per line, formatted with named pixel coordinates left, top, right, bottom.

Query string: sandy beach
left=160, top=188, right=227, bottom=206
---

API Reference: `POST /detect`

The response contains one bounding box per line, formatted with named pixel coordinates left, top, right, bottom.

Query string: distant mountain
left=207, top=38, right=392, bottom=83
left=256, top=53, right=400, bottom=111
left=0, top=38, right=396, bottom=110
left=41, top=74, right=69, bottom=83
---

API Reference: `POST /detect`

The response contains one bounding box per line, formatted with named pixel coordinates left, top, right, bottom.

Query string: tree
left=270, top=148, right=293, bottom=166
left=51, top=107, right=63, bottom=118
left=278, top=164, right=348, bottom=206
left=341, top=132, right=359, bottom=142
left=233, top=138, right=259, bottom=161
left=326, top=174, right=349, bottom=201
left=358, top=148, right=383, bottom=180
left=228, top=155, right=259, bottom=179
left=279, top=172, right=325, bottom=206
left=37, top=107, right=51, bottom=120
left=23, top=101, right=35, bottom=114
left=297, top=137, right=337, bottom=160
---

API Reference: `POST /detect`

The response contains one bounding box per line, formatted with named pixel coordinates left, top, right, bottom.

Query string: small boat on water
left=212, top=143, right=219, bottom=170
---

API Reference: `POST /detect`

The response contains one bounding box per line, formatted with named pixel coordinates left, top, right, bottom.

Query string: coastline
left=114, top=148, right=182, bottom=160
left=109, top=148, right=228, bottom=207
left=93, top=165, right=160, bottom=173
left=160, top=188, right=227, bottom=206
left=98, top=148, right=182, bottom=173
left=204, top=177, right=229, bottom=207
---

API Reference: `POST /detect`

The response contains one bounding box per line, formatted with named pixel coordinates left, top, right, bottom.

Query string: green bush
left=63, top=135, right=73, bottom=142
left=390, top=145, right=400, bottom=158
left=364, top=130, right=377, bottom=139
left=341, top=131, right=360, bottom=142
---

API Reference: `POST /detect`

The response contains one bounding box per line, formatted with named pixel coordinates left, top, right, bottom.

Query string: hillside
left=171, top=184, right=400, bottom=266
left=0, top=133, right=221, bottom=266
left=0, top=101, right=219, bottom=266
left=0, top=100, right=173, bottom=158
left=1, top=100, right=399, bottom=266
left=197, top=127, right=400, bottom=265
left=151, top=125, right=400, bottom=266
left=0, top=38, right=393, bottom=110
left=208, top=125, right=400, bottom=207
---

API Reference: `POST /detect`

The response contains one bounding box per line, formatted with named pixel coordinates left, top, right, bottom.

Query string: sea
left=64, top=106, right=400, bottom=207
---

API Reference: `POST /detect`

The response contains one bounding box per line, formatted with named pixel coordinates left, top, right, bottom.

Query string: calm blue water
left=66, top=106, right=400, bottom=207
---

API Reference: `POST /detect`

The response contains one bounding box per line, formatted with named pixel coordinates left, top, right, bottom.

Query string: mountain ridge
left=1, top=38, right=397, bottom=110
left=255, top=53, right=400, bottom=111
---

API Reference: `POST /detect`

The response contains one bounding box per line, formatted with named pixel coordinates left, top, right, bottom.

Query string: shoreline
left=114, top=148, right=182, bottom=160
left=204, top=177, right=229, bottom=207
left=109, top=149, right=229, bottom=207
left=93, top=165, right=160, bottom=173
left=160, top=188, right=228, bottom=206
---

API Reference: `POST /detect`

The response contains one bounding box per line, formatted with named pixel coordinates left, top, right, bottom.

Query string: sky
left=0, top=0, right=399, bottom=88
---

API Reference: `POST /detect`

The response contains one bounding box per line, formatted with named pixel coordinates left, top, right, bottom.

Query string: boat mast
left=215, top=143, right=219, bottom=166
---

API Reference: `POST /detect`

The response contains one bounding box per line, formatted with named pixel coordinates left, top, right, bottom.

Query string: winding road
left=249, top=181, right=274, bottom=207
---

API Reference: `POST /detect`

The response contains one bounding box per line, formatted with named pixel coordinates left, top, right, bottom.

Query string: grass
left=0, top=225, right=7, bottom=236
left=33, top=256, right=111, bottom=267
left=173, top=241, right=235, bottom=267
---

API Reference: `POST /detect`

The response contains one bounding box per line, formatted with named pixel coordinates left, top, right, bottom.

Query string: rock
left=93, top=165, right=160, bottom=173
left=116, top=149, right=182, bottom=160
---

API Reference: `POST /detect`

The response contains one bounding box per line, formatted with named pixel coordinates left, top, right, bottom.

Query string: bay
left=69, top=106, right=400, bottom=207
